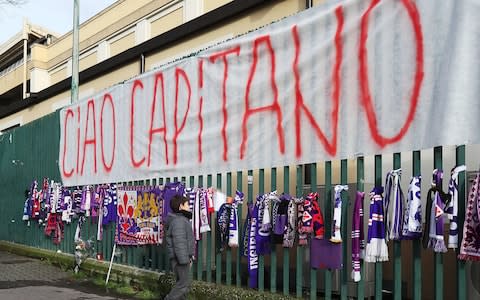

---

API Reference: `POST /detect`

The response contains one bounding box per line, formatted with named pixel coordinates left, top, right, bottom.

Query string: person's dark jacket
left=165, top=211, right=194, bottom=265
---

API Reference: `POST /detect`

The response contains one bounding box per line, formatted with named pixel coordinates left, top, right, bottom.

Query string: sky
left=0, top=0, right=117, bottom=45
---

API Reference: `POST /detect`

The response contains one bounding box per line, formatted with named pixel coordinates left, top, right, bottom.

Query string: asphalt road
left=0, top=250, right=129, bottom=299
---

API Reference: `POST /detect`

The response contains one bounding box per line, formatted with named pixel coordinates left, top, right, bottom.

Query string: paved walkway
left=0, top=250, right=128, bottom=299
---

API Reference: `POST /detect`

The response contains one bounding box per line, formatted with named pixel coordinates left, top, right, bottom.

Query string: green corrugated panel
left=283, top=166, right=290, bottom=296
left=340, top=159, right=348, bottom=300
left=310, top=164, right=317, bottom=300
left=259, top=168, right=265, bottom=292
left=216, top=173, right=222, bottom=285
left=197, top=175, right=204, bottom=281
left=393, top=153, right=401, bottom=300
left=374, top=155, right=382, bottom=299
left=324, top=161, right=332, bottom=300
left=456, top=145, right=466, bottom=300
left=296, top=165, right=303, bottom=298
left=206, top=174, right=213, bottom=283
left=433, top=147, right=443, bottom=300
left=412, top=154, right=422, bottom=300
left=271, top=167, right=277, bottom=294
left=226, top=172, right=232, bottom=286
left=356, top=157, right=365, bottom=300
left=236, top=171, right=243, bottom=288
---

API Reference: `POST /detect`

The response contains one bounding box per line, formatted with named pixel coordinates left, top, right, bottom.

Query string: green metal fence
left=0, top=111, right=469, bottom=299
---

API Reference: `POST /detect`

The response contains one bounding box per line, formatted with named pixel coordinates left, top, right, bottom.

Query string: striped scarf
left=283, top=194, right=296, bottom=248
left=402, top=176, right=422, bottom=239
left=446, top=165, right=466, bottom=249
left=365, top=186, right=389, bottom=262
left=331, top=185, right=348, bottom=243
left=384, top=169, right=404, bottom=241
left=424, top=169, right=449, bottom=253
left=228, top=191, right=243, bottom=248
left=459, top=171, right=480, bottom=261
left=351, top=191, right=365, bottom=282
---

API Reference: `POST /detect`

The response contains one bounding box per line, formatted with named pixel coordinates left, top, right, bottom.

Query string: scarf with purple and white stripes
left=458, top=170, right=480, bottom=261
left=351, top=191, right=365, bottom=282
left=228, top=191, right=243, bottom=248
left=446, top=165, right=466, bottom=249
left=384, top=169, right=404, bottom=241
left=365, top=186, right=389, bottom=262
left=402, top=176, right=422, bottom=239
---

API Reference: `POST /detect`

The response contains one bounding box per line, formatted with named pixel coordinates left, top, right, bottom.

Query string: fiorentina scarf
left=459, top=171, right=480, bottom=261
left=424, top=169, right=449, bottom=253
left=331, top=186, right=348, bottom=243
left=282, top=194, right=296, bottom=248
left=228, top=191, right=244, bottom=248
left=365, top=187, right=389, bottom=262
left=297, top=197, right=308, bottom=245
left=217, top=203, right=231, bottom=252
left=248, top=201, right=259, bottom=288
left=301, top=194, right=314, bottom=234
left=446, top=165, right=466, bottom=249
left=199, top=189, right=211, bottom=233
left=310, top=193, right=325, bottom=239
left=384, top=169, right=404, bottom=241
left=402, top=176, right=423, bottom=239
left=256, top=194, right=271, bottom=255
left=351, top=191, right=365, bottom=282
left=273, top=193, right=289, bottom=244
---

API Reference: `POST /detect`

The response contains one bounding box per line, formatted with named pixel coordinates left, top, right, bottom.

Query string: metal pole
left=22, top=18, right=28, bottom=99
left=71, top=0, right=80, bottom=104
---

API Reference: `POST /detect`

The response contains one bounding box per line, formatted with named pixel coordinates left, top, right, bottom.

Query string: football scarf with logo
left=228, top=191, right=244, bottom=248
left=402, top=176, right=422, bottom=239
left=351, top=191, right=365, bottom=282
left=365, top=186, right=389, bottom=262
left=446, top=165, right=466, bottom=249
left=458, top=170, right=480, bottom=261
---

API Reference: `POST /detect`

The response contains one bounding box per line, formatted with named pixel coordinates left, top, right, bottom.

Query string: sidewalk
left=0, top=250, right=127, bottom=299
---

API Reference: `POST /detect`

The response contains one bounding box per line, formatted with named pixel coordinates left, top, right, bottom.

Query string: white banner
left=59, top=0, right=480, bottom=186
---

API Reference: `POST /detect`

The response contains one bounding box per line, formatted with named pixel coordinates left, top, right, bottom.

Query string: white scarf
left=228, top=191, right=244, bottom=247
left=199, top=189, right=211, bottom=233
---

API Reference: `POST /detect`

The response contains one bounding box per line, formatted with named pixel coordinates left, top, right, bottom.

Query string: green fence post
left=324, top=161, right=332, bottom=300
left=296, top=165, right=304, bottom=298
left=207, top=174, right=213, bottom=283
left=197, top=175, right=204, bottom=281
left=283, top=166, right=290, bottom=296
left=412, top=151, right=421, bottom=300
left=271, top=167, right=277, bottom=294
left=310, top=163, right=317, bottom=300
left=259, top=169, right=265, bottom=292
left=340, top=159, right=348, bottom=300
left=456, top=145, right=466, bottom=300
left=226, top=172, right=232, bottom=286
left=374, top=155, right=382, bottom=299
left=236, top=171, right=243, bottom=288
left=356, top=157, right=365, bottom=299
left=433, top=146, right=443, bottom=300
left=393, top=153, right=402, bottom=300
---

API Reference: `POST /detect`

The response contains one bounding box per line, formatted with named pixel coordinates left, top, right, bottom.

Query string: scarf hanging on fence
left=310, top=193, right=325, bottom=239
left=283, top=194, right=296, bottom=248
left=75, top=215, right=86, bottom=241
left=39, top=178, right=49, bottom=221
left=31, top=180, right=40, bottom=219
left=446, top=165, right=466, bottom=249
left=273, top=194, right=289, bottom=244
left=61, top=188, right=73, bottom=224
left=297, top=197, right=308, bottom=246
left=423, top=169, right=449, bottom=253
left=207, top=188, right=215, bottom=213
left=162, top=182, right=185, bottom=220
left=228, top=191, right=244, bottom=248
left=402, top=176, right=422, bottom=239
left=331, top=185, right=348, bottom=243
left=102, top=184, right=117, bottom=226
left=185, top=188, right=198, bottom=240
left=217, top=202, right=231, bottom=252
left=23, top=187, right=32, bottom=221
left=365, top=186, right=389, bottom=262
left=96, top=186, right=104, bottom=241
left=301, top=195, right=314, bottom=234
left=351, top=191, right=365, bottom=282
left=199, top=189, right=211, bottom=233
left=193, top=188, right=201, bottom=241
left=256, top=194, right=271, bottom=255
left=384, top=169, right=404, bottom=241
left=458, top=170, right=480, bottom=261
left=44, top=213, right=64, bottom=245
left=248, top=201, right=259, bottom=288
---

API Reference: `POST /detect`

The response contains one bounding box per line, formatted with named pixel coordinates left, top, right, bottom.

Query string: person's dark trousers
left=164, top=259, right=191, bottom=300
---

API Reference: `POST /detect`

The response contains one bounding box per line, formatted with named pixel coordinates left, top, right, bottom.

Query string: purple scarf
left=273, top=193, right=289, bottom=244
left=351, top=191, right=365, bottom=282
left=248, top=202, right=259, bottom=288
left=365, top=187, right=389, bottom=262
left=446, top=165, right=466, bottom=249
left=256, top=194, right=271, bottom=255
left=162, top=182, right=185, bottom=221
left=459, top=171, right=480, bottom=261
left=102, top=184, right=118, bottom=226
left=424, top=169, right=449, bottom=253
